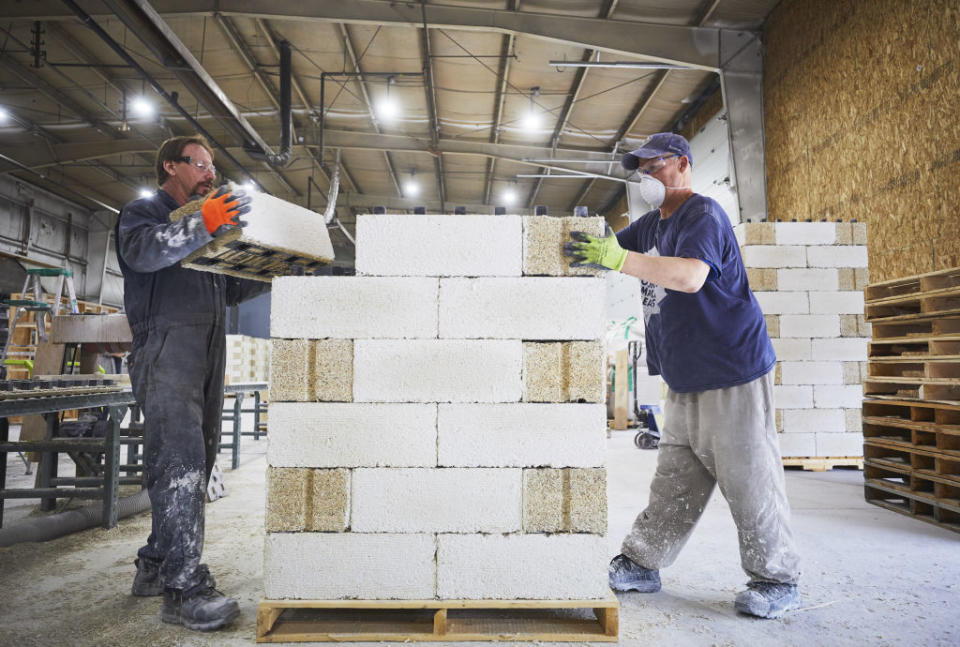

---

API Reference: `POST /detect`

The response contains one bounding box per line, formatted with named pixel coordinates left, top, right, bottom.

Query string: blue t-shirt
left=616, top=194, right=775, bottom=393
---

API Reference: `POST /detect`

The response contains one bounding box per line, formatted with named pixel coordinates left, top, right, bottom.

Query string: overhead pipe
left=324, top=149, right=341, bottom=225
left=60, top=0, right=266, bottom=191
left=272, top=40, right=292, bottom=167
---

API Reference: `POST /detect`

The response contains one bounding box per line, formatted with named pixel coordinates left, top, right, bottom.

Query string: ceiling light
left=131, top=96, right=154, bottom=118
left=521, top=110, right=541, bottom=132
left=377, top=96, right=399, bottom=122
left=139, top=188, right=153, bottom=199
left=503, top=188, right=517, bottom=205
left=403, top=180, right=419, bottom=197
left=0, top=107, right=8, bottom=123
left=377, top=75, right=399, bottom=123
left=521, top=86, right=542, bottom=133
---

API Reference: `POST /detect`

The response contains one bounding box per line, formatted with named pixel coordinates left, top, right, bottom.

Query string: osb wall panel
left=764, top=0, right=960, bottom=282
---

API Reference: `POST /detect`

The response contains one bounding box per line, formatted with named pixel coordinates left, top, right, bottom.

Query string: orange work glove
left=201, top=186, right=252, bottom=235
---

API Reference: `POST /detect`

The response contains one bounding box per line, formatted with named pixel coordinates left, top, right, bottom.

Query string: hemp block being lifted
left=522, top=216, right=606, bottom=276
left=522, top=468, right=607, bottom=533
left=523, top=341, right=604, bottom=402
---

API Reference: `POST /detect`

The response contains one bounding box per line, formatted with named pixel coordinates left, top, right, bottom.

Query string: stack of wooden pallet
left=861, top=266, right=960, bottom=534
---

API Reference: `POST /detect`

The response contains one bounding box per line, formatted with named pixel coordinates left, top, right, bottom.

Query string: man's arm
left=620, top=252, right=711, bottom=293
left=117, top=202, right=213, bottom=273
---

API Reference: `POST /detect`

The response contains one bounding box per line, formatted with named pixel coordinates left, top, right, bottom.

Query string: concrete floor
left=1, top=429, right=958, bottom=646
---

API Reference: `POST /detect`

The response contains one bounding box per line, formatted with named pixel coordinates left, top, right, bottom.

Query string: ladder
left=1, top=268, right=79, bottom=379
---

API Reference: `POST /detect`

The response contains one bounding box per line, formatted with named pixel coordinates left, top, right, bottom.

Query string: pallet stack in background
left=861, top=267, right=960, bottom=534
left=735, top=221, right=870, bottom=468
left=260, top=213, right=613, bottom=638
left=225, top=334, right=269, bottom=383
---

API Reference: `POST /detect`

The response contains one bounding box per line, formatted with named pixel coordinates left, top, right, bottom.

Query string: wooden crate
left=256, top=598, right=618, bottom=643
left=862, top=265, right=960, bottom=534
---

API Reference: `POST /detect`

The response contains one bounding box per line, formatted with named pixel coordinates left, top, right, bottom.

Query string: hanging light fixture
left=521, top=86, right=541, bottom=132
left=377, top=75, right=399, bottom=123
left=403, top=168, right=420, bottom=197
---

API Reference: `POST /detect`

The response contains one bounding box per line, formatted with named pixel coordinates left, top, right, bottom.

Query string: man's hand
left=201, top=186, right=252, bottom=236
left=563, top=225, right=628, bottom=271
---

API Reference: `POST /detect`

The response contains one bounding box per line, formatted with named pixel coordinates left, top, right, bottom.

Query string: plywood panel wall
left=764, top=0, right=960, bottom=282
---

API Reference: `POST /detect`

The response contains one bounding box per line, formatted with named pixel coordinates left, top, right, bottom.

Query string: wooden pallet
left=256, top=598, right=619, bottom=643
left=782, top=456, right=863, bottom=471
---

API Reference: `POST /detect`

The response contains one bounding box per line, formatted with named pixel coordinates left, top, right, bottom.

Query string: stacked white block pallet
left=735, top=221, right=870, bottom=468
left=260, top=214, right=617, bottom=642
left=225, top=334, right=270, bottom=383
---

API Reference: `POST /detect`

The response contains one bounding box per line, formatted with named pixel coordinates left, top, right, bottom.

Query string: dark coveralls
left=116, top=189, right=267, bottom=593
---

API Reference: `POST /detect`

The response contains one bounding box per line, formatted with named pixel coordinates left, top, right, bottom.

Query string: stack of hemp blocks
left=263, top=213, right=610, bottom=601
left=735, top=221, right=869, bottom=459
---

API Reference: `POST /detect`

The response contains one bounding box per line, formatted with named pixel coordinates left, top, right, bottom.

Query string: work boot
left=608, top=554, right=661, bottom=593
left=131, top=558, right=163, bottom=597
left=734, top=581, right=801, bottom=619
left=161, top=567, right=239, bottom=631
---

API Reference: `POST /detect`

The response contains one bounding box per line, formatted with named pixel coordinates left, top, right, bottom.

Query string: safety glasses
left=177, top=156, right=217, bottom=175
left=636, top=154, right=678, bottom=176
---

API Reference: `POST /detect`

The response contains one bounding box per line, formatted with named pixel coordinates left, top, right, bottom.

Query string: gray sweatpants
left=621, top=370, right=801, bottom=584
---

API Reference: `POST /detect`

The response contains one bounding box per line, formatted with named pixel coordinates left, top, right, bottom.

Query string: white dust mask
left=634, top=174, right=685, bottom=209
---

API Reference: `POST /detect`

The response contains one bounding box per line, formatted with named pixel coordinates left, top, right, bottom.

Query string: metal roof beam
left=5, top=1, right=743, bottom=71
left=0, top=131, right=624, bottom=176
left=336, top=23, right=403, bottom=197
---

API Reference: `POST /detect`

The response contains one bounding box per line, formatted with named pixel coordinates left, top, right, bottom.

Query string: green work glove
left=563, top=225, right=628, bottom=271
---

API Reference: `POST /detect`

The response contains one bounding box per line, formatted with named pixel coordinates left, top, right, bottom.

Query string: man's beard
left=191, top=181, right=213, bottom=197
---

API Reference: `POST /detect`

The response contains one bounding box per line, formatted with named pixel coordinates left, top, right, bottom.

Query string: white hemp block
left=811, top=338, right=868, bottom=361
left=813, top=385, right=864, bottom=409
left=355, top=214, right=522, bottom=276
left=264, top=533, right=435, bottom=599
left=774, top=222, right=837, bottom=245
left=783, top=408, right=846, bottom=433
left=806, top=246, right=868, bottom=268
left=809, top=291, right=866, bottom=315
left=742, top=245, right=806, bottom=268
left=780, top=361, right=843, bottom=385
left=777, top=268, right=839, bottom=291
left=437, top=534, right=608, bottom=599
left=267, top=403, right=437, bottom=467
left=780, top=315, right=841, bottom=338
left=774, top=385, right=814, bottom=409
left=815, top=432, right=864, bottom=457
left=778, top=432, right=816, bottom=456
left=437, top=403, right=606, bottom=467
left=350, top=468, right=522, bottom=532
left=271, top=276, right=438, bottom=339
left=438, top=277, right=606, bottom=340
left=754, top=291, right=810, bottom=315
left=354, top=339, right=522, bottom=402
left=772, top=338, right=812, bottom=361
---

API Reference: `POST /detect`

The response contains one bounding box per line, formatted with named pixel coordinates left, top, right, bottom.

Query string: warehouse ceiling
left=0, top=0, right=778, bottom=259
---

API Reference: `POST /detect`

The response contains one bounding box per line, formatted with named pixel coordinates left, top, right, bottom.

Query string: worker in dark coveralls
left=116, top=135, right=267, bottom=631
left=565, top=133, right=802, bottom=619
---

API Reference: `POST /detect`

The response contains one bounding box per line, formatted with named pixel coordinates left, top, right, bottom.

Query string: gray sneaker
left=131, top=558, right=163, bottom=597
left=734, top=581, right=801, bottom=619
left=608, top=554, right=661, bottom=593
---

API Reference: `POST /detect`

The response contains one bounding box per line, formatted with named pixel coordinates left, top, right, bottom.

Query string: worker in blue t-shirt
left=565, top=132, right=801, bottom=620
